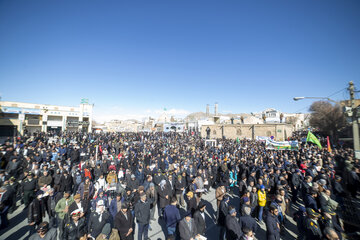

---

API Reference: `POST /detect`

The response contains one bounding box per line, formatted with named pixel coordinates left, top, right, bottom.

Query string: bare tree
left=309, top=101, right=347, bottom=139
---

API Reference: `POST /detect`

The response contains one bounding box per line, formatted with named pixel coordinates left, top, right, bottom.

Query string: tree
left=309, top=101, right=347, bottom=139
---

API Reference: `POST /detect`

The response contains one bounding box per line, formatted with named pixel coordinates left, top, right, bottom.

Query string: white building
left=0, top=100, right=94, bottom=136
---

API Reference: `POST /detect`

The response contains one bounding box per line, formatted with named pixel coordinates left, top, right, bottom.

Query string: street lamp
left=294, top=82, right=360, bottom=159
left=293, top=96, right=339, bottom=104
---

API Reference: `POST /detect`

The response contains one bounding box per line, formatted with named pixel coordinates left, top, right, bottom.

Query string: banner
left=256, top=136, right=270, bottom=142
left=266, top=139, right=299, bottom=151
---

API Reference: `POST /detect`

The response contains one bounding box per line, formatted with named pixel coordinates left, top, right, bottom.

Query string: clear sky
left=0, top=0, right=359, bottom=121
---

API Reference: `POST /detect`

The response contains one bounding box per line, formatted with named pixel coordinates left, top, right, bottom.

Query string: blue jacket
left=163, top=204, right=181, bottom=228
left=109, top=198, right=123, bottom=218
left=229, top=171, right=237, bottom=187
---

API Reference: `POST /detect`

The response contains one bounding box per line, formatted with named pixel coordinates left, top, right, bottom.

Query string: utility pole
left=349, top=81, right=360, bottom=159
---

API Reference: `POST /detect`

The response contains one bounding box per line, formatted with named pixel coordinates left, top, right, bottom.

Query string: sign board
left=266, top=139, right=299, bottom=151
left=81, top=98, right=89, bottom=104
left=205, top=139, right=217, bottom=147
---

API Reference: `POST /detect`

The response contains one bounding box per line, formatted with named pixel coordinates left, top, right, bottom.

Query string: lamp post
left=294, top=82, right=360, bottom=159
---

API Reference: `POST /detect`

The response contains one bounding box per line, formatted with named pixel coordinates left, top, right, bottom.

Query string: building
left=201, top=123, right=294, bottom=141
left=0, top=100, right=93, bottom=136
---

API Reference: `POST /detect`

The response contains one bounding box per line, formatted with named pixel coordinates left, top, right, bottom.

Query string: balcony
left=26, top=119, right=40, bottom=125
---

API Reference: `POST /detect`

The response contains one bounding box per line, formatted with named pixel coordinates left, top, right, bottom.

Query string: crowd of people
left=0, top=131, right=359, bottom=240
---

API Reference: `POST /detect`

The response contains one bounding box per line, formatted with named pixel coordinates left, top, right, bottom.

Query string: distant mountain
left=184, top=112, right=252, bottom=121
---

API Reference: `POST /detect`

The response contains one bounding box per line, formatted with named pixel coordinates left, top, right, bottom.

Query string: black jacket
left=88, top=211, right=111, bottom=238
left=175, top=178, right=186, bottom=194
left=193, top=210, right=206, bottom=235
left=22, top=178, right=37, bottom=192
left=114, top=210, right=134, bottom=238
left=218, top=199, right=229, bottom=227
left=135, top=200, right=151, bottom=224
left=63, top=218, right=87, bottom=240
left=265, top=213, right=280, bottom=240
left=59, top=175, right=73, bottom=192
left=239, top=215, right=258, bottom=233
left=225, top=215, right=242, bottom=240
left=28, top=198, right=44, bottom=224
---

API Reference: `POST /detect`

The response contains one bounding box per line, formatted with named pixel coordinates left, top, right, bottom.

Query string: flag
left=306, top=131, right=322, bottom=149
left=327, top=136, right=332, bottom=153
left=236, top=137, right=240, bottom=143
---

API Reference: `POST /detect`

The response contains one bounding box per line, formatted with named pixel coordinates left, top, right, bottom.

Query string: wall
left=201, top=124, right=294, bottom=141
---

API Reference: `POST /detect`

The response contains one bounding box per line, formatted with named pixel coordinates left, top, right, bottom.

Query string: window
left=236, top=129, right=242, bottom=135
left=266, top=131, right=271, bottom=137
left=213, top=130, right=217, bottom=135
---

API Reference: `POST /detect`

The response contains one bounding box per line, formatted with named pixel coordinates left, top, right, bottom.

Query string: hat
left=318, top=179, right=327, bottom=186
left=149, top=183, right=155, bottom=187
left=322, top=206, right=336, bottom=215
left=74, top=194, right=81, bottom=200
left=260, top=185, right=265, bottom=189
left=131, top=174, right=135, bottom=178
left=306, top=208, right=320, bottom=218
left=185, top=211, right=192, bottom=217
left=71, top=209, right=81, bottom=216
left=97, top=200, right=105, bottom=206
left=36, top=190, right=44, bottom=197
left=198, top=201, right=206, bottom=209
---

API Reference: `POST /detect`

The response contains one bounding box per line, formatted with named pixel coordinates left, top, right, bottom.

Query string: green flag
left=306, top=131, right=322, bottom=149
left=236, top=137, right=240, bottom=143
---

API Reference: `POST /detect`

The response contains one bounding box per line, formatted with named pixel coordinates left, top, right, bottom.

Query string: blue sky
left=0, top=0, right=359, bottom=121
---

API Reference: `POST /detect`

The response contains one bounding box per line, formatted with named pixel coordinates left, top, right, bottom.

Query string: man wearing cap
left=115, top=202, right=134, bottom=240
left=63, top=209, right=87, bottom=240
left=304, top=208, right=323, bottom=240
left=226, top=206, right=242, bottom=240
left=179, top=211, right=198, bottom=240
left=21, top=172, right=37, bottom=208
left=193, top=201, right=207, bottom=236
left=88, top=200, right=111, bottom=239
left=29, top=221, right=57, bottom=240
left=68, top=194, right=86, bottom=219
left=257, top=185, right=266, bottom=223
left=320, top=206, right=344, bottom=240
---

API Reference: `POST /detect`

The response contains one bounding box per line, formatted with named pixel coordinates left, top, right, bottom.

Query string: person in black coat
left=239, top=206, right=258, bottom=234
left=63, top=210, right=87, bottom=240
left=193, top=202, right=206, bottom=235
left=218, top=195, right=230, bottom=240
left=225, top=206, right=242, bottom=240
left=59, top=171, right=73, bottom=193
left=175, top=174, right=186, bottom=207
left=265, top=204, right=281, bottom=240
left=134, top=193, right=152, bottom=240
left=28, top=191, right=45, bottom=236
left=87, top=200, right=111, bottom=239
left=114, top=202, right=134, bottom=240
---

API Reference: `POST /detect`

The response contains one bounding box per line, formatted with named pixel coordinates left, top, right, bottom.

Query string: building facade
left=0, top=100, right=93, bottom=136
left=201, top=123, right=294, bottom=141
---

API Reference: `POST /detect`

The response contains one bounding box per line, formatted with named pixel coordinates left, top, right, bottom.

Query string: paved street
left=0, top=187, right=299, bottom=240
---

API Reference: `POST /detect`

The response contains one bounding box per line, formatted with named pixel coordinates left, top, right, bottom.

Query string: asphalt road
left=0, top=188, right=299, bottom=240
